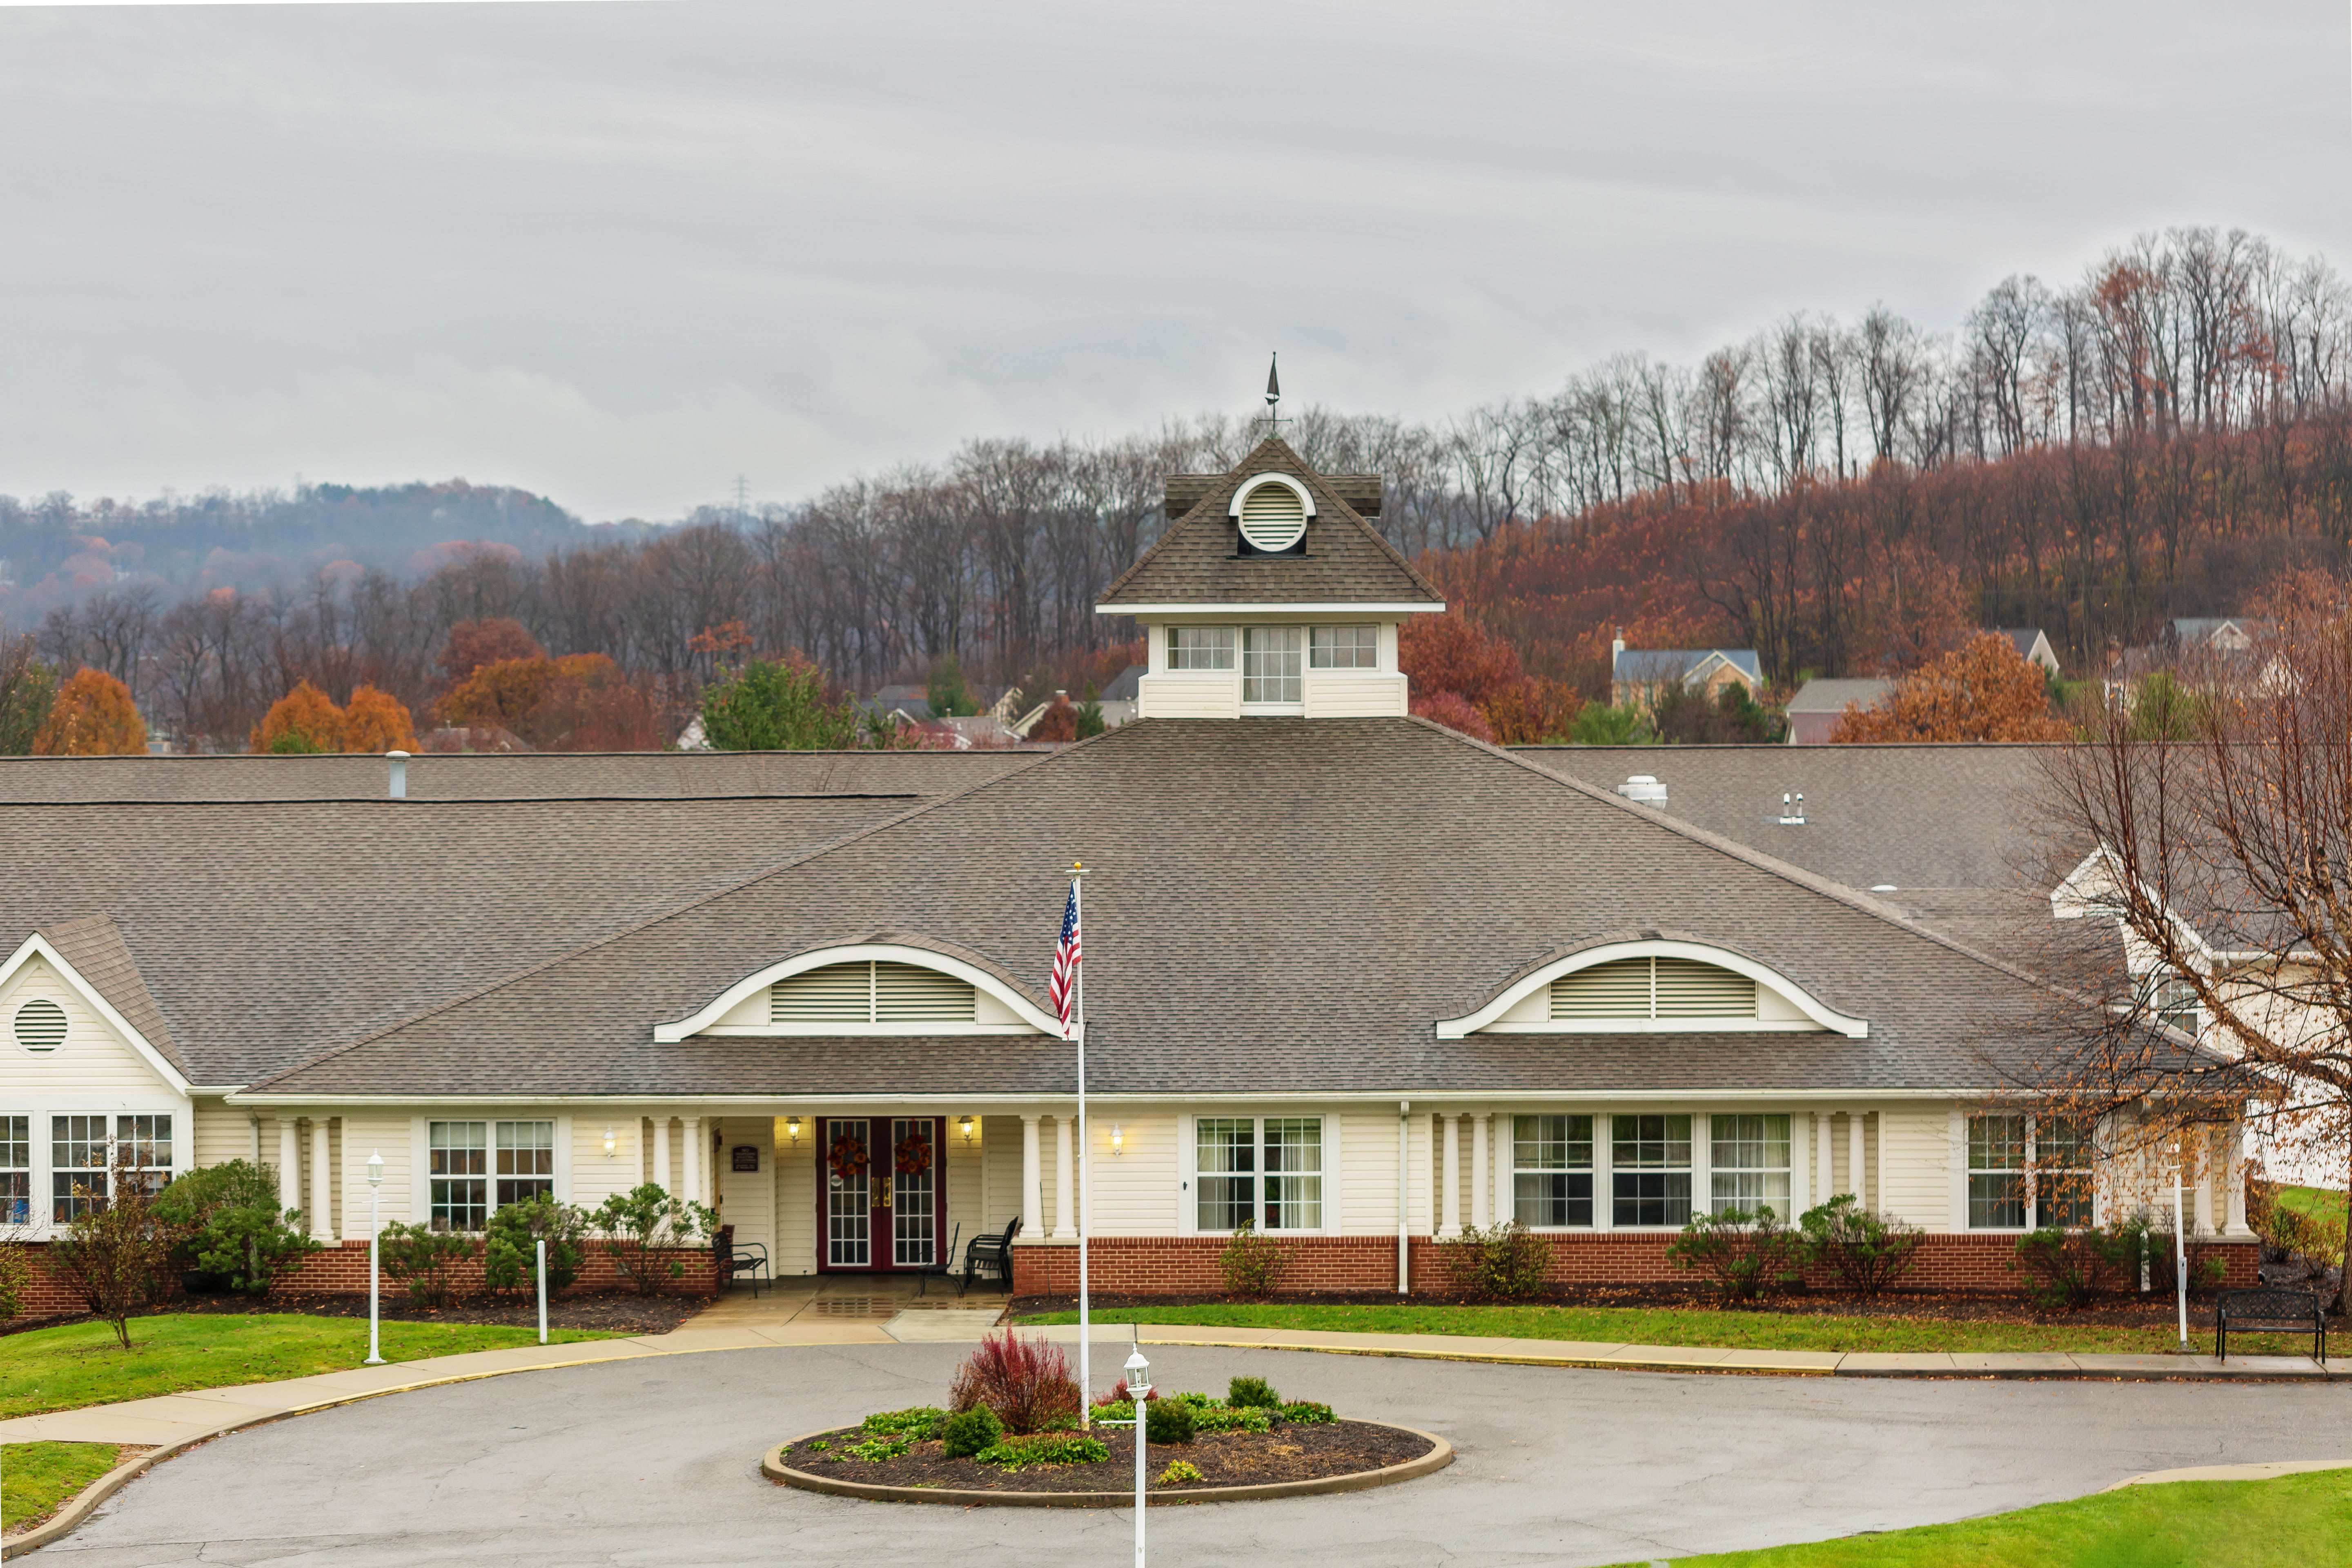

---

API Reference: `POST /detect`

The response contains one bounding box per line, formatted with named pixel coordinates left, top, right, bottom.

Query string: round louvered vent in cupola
left=14, top=998, right=66, bottom=1053
left=1233, top=474, right=1310, bottom=552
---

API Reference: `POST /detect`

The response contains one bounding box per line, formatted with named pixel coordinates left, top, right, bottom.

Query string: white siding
left=0, top=956, right=179, bottom=1100
left=571, top=1114, right=639, bottom=1212
left=339, top=1113, right=413, bottom=1229
left=773, top=1121, right=817, bottom=1275
left=1138, top=672, right=1240, bottom=719
left=1087, top=1113, right=1176, bottom=1234
left=944, top=1115, right=983, bottom=1257
left=981, top=1116, right=1024, bottom=1241
left=1339, top=1110, right=1414, bottom=1236
left=1301, top=671, right=1407, bottom=717
left=1877, top=1106, right=1954, bottom=1231
left=715, top=1116, right=775, bottom=1259
left=192, top=1099, right=257, bottom=1168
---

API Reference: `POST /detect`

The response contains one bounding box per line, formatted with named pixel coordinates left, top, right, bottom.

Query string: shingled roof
left=1095, top=438, right=1443, bottom=610
left=248, top=717, right=2076, bottom=1101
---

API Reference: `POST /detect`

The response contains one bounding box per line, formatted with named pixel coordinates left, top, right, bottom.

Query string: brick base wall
left=5, top=1240, right=717, bottom=1321
left=1011, top=1232, right=2262, bottom=1298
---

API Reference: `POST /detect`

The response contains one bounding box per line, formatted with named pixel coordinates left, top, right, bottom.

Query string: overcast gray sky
left=1, top=0, right=2347, bottom=520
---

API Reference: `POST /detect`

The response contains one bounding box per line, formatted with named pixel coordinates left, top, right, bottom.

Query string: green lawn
left=1019, top=1302, right=2248, bottom=1355
left=0, top=1314, right=616, bottom=1420
left=2275, top=1185, right=2347, bottom=1225
left=1615, top=1468, right=2352, bottom=1566
left=2, top=1441, right=120, bottom=1532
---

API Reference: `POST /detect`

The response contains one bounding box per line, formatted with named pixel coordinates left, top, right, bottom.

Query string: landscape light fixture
left=364, top=1151, right=385, bottom=1366
left=1125, top=1343, right=1152, bottom=1566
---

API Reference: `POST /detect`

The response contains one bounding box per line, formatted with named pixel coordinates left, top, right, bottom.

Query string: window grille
left=430, top=1120, right=489, bottom=1232
left=496, top=1120, right=555, bottom=1208
left=1708, top=1114, right=1791, bottom=1217
left=0, top=1116, right=28, bottom=1225
left=1167, top=626, right=1235, bottom=670
left=50, top=1114, right=109, bottom=1222
left=1513, top=1114, right=1593, bottom=1227
left=1968, top=1114, right=2026, bottom=1228
left=1242, top=628, right=1304, bottom=704
left=1610, top=1114, right=1692, bottom=1226
left=1195, top=1118, right=1255, bottom=1232
left=2033, top=1117, right=2095, bottom=1228
left=1309, top=626, right=1379, bottom=669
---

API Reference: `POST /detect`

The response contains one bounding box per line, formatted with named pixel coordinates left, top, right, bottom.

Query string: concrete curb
left=2105, top=1457, right=2352, bottom=1490
left=762, top=1420, right=1453, bottom=1507
left=2, top=1441, right=187, bottom=1557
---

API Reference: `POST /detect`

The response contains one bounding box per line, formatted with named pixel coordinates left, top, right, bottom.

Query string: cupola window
left=1167, top=626, right=1236, bottom=670
left=1242, top=627, right=1304, bottom=704
left=1309, top=626, right=1379, bottom=669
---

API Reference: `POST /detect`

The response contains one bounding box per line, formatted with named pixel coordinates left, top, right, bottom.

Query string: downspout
left=1397, top=1100, right=1411, bottom=1294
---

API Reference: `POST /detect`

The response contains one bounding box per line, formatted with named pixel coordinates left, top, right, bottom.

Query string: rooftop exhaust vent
left=1617, top=774, right=1667, bottom=806
left=387, top=749, right=410, bottom=800
left=1777, top=791, right=1806, bottom=825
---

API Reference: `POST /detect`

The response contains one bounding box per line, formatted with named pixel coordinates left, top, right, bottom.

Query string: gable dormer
left=1096, top=437, right=1444, bottom=719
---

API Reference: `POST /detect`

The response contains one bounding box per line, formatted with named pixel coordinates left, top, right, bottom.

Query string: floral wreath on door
left=827, top=1128, right=870, bottom=1182
left=893, top=1129, right=933, bottom=1178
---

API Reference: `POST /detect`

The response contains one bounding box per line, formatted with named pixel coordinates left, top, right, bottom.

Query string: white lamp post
left=535, top=1236, right=548, bottom=1345
left=1123, top=1345, right=1151, bottom=1568
left=2170, top=1141, right=2189, bottom=1349
left=365, top=1151, right=385, bottom=1365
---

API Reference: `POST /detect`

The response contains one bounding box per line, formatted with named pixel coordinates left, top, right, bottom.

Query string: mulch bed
left=3, top=1292, right=712, bottom=1339
left=781, top=1418, right=1429, bottom=1494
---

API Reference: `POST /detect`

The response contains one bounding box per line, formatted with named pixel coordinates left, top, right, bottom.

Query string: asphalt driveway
left=48, top=1343, right=2352, bottom=1566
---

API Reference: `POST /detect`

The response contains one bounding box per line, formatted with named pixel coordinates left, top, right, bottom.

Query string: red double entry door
left=817, top=1116, right=946, bottom=1273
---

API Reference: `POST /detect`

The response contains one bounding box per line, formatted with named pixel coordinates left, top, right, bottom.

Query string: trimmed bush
left=380, top=1222, right=472, bottom=1308
left=1226, top=1374, right=1282, bottom=1408
left=940, top=1405, right=1002, bottom=1459
left=1797, top=1194, right=1925, bottom=1299
left=1145, top=1398, right=1197, bottom=1445
left=1667, top=1205, right=1802, bottom=1304
left=949, top=1329, right=1083, bottom=1434
left=1157, top=1459, right=1205, bottom=1486
left=1219, top=1221, right=1290, bottom=1298
left=482, top=1194, right=588, bottom=1299
left=976, top=1433, right=1109, bottom=1469
left=862, top=1406, right=946, bottom=1437
left=1279, top=1400, right=1336, bottom=1424
left=2013, top=1218, right=2147, bottom=1311
left=1435, top=1219, right=1553, bottom=1302
left=0, top=1242, right=29, bottom=1320
left=590, top=1183, right=714, bottom=1296
left=151, top=1159, right=321, bottom=1296
left=1192, top=1405, right=1272, bottom=1433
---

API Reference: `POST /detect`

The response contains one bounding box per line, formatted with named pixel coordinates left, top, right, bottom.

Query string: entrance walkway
left=690, top=1272, right=1008, bottom=1331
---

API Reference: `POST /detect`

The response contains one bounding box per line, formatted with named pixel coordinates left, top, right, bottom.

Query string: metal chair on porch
left=959, top=1215, right=1021, bottom=1296
left=721, top=1237, right=771, bottom=1299
left=912, top=1223, right=960, bottom=1297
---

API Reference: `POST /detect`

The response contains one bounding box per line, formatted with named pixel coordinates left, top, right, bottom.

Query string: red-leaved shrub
left=948, top=1330, right=1082, bottom=1434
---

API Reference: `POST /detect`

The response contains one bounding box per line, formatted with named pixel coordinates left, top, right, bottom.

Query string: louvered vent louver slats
left=768, top=960, right=978, bottom=1026
left=1238, top=483, right=1307, bottom=552
left=875, top=962, right=976, bottom=1022
left=1547, top=956, right=1759, bottom=1021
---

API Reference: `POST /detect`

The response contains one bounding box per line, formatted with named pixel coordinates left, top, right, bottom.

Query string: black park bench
left=2214, top=1287, right=2327, bottom=1364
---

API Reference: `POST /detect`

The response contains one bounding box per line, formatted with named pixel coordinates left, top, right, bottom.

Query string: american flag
left=1048, top=880, right=1082, bottom=1037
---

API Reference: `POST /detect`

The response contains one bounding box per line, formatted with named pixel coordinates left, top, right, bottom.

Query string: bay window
left=1611, top=1114, right=1691, bottom=1226
left=1194, top=1116, right=1323, bottom=1232
left=1513, top=1114, right=1593, bottom=1227
left=1708, top=1114, right=1791, bottom=1217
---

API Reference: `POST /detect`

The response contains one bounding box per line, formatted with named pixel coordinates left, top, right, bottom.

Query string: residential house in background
left=1609, top=637, right=1763, bottom=713
left=1997, top=629, right=2060, bottom=678
left=1784, top=678, right=1895, bottom=746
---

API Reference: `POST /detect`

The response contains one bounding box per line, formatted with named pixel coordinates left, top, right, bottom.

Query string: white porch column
left=683, top=1116, right=703, bottom=1207
left=1020, top=1115, right=1043, bottom=1237
left=2192, top=1129, right=2215, bottom=1236
left=1470, top=1113, right=1490, bottom=1231
left=1849, top=1113, right=1866, bottom=1207
left=308, top=1116, right=334, bottom=1241
left=277, top=1118, right=301, bottom=1217
left=2225, top=1124, right=2251, bottom=1235
left=1494, top=1111, right=1513, bottom=1227
left=1439, top=1114, right=1461, bottom=1238
left=1815, top=1112, right=1833, bottom=1201
left=1052, top=1116, right=1076, bottom=1238
left=653, top=1116, right=672, bottom=1194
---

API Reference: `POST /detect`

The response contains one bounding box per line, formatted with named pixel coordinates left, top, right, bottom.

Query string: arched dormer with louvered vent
left=1229, top=472, right=1315, bottom=555
left=1434, top=938, right=1866, bottom=1039
left=652, top=944, right=1059, bottom=1040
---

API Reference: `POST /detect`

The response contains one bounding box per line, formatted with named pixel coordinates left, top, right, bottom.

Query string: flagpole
left=1072, top=862, right=1091, bottom=1429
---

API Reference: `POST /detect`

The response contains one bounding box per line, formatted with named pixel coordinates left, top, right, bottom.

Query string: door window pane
left=494, top=1120, right=555, bottom=1208
left=1708, top=1114, right=1791, bottom=1217
left=1610, top=1114, right=1692, bottom=1226
left=1968, top=1114, right=2026, bottom=1228
left=51, top=1114, right=108, bottom=1222
left=892, top=1118, right=936, bottom=1266
left=1196, top=1118, right=1256, bottom=1231
left=1513, top=1114, right=1593, bottom=1227
left=827, top=1119, right=871, bottom=1267
left=430, top=1120, right=488, bottom=1232
left=1263, top=1118, right=1322, bottom=1230
left=1242, top=627, right=1304, bottom=703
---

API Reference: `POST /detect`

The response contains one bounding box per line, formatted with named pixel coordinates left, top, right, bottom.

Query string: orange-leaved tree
left=33, top=668, right=147, bottom=755
left=1828, top=631, right=2069, bottom=742
left=438, top=653, right=651, bottom=749
left=343, top=685, right=419, bottom=752
left=1400, top=610, right=1580, bottom=742
left=437, top=617, right=543, bottom=686
left=251, top=681, right=347, bottom=753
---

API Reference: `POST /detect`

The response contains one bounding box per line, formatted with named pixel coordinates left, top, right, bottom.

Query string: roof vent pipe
left=387, top=750, right=409, bottom=800
left=1617, top=774, right=1667, bottom=806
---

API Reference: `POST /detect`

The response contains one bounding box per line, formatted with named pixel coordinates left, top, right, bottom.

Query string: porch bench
left=2215, top=1287, right=2326, bottom=1363
left=721, top=1238, right=772, bottom=1299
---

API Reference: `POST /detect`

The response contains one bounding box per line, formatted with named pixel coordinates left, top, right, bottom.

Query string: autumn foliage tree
left=343, top=685, right=420, bottom=752
left=437, top=617, right=543, bottom=685
left=1828, top=633, right=2069, bottom=743
left=1401, top=611, right=1581, bottom=743
left=439, top=653, right=667, bottom=750
left=252, top=680, right=346, bottom=753
left=33, top=668, right=146, bottom=755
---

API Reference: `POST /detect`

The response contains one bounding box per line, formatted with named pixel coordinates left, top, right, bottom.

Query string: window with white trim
left=432, top=1119, right=556, bottom=1231
left=1194, top=1116, right=1323, bottom=1232
left=1309, top=626, right=1379, bottom=670
left=0, top=1116, right=27, bottom=1225
left=496, top=1120, right=555, bottom=1207
left=2036, top=1117, right=2094, bottom=1228
left=1167, top=626, right=1235, bottom=670
left=1513, top=1114, right=1593, bottom=1227
left=1708, top=1114, right=1791, bottom=1217
left=48, top=1113, right=172, bottom=1221
left=1242, top=627, right=1304, bottom=704
left=116, top=1114, right=172, bottom=1200
left=1611, top=1114, right=1691, bottom=1226
left=1967, top=1114, right=2026, bottom=1228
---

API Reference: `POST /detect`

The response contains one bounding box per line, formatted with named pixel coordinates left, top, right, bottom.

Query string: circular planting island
left=764, top=1416, right=1450, bottom=1507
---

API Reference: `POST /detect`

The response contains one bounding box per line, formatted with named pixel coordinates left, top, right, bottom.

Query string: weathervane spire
left=1261, top=352, right=1288, bottom=434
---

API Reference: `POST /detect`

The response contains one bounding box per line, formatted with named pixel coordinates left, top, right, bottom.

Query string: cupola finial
left=1261, top=352, right=1288, bottom=434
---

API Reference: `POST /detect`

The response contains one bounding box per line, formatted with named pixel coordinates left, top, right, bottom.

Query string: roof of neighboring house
left=0, top=750, right=1031, bottom=804
left=1095, top=438, right=1442, bottom=609
left=1997, top=628, right=2054, bottom=661
left=1099, top=664, right=1145, bottom=703
left=244, top=718, right=2081, bottom=1100
left=1612, top=648, right=1764, bottom=686
left=1785, top=678, right=1895, bottom=715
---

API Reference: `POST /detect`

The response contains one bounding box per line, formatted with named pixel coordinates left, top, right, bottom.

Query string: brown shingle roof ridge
left=34, top=913, right=192, bottom=1078
left=1094, top=437, right=1441, bottom=607
left=0, top=792, right=936, bottom=810
left=1509, top=741, right=2061, bottom=754
left=1412, top=716, right=2078, bottom=1000
left=238, top=733, right=1105, bottom=1094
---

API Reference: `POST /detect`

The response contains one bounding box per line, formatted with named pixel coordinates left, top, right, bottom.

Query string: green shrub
left=975, top=1433, right=1109, bottom=1469
left=1218, top=1221, right=1290, bottom=1298
left=1156, top=1459, right=1205, bottom=1486
left=1666, top=1205, right=1802, bottom=1304
left=589, top=1183, right=714, bottom=1296
left=1227, top=1374, right=1281, bottom=1408
left=1145, top=1398, right=1196, bottom=1444
left=1169, top=1390, right=1215, bottom=1407
left=863, top=1405, right=946, bottom=1437
left=1435, top=1220, right=1554, bottom=1301
left=1278, top=1400, right=1336, bottom=1424
left=2013, top=1218, right=2147, bottom=1311
left=2265, top=1203, right=2346, bottom=1272
left=941, top=1405, right=1002, bottom=1459
left=150, top=1159, right=321, bottom=1296
left=949, top=1329, right=1082, bottom=1433
left=1192, top=1405, right=1272, bottom=1433
left=843, top=1434, right=912, bottom=1462
left=0, top=1242, right=29, bottom=1319
left=482, top=1195, right=588, bottom=1299
left=1797, top=1194, right=1925, bottom=1299
left=380, top=1222, right=474, bottom=1307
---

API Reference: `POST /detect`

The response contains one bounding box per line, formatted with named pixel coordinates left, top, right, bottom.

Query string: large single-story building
left=1, top=441, right=2255, bottom=1310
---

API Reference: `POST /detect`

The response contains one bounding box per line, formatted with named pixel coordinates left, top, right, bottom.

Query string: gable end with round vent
left=13, top=997, right=67, bottom=1054
left=1229, top=473, right=1314, bottom=555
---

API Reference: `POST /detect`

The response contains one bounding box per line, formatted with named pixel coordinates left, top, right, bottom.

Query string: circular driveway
left=51, top=1344, right=2352, bottom=1566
